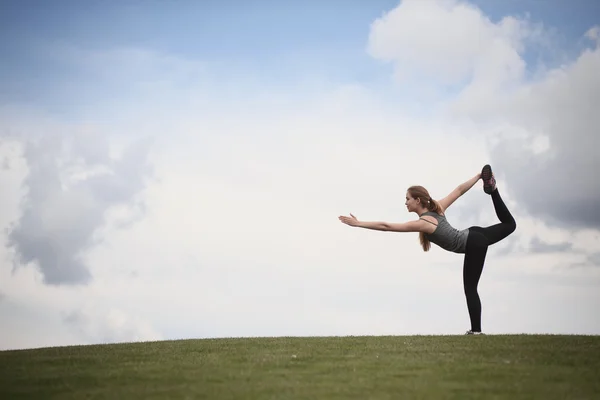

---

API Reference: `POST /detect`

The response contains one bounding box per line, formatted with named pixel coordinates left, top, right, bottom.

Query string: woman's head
left=406, top=185, right=445, bottom=252
left=405, top=185, right=442, bottom=214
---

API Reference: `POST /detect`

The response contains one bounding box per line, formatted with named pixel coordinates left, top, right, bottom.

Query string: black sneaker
left=481, top=164, right=496, bottom=195
left=465, top=330, right=484, bottom=335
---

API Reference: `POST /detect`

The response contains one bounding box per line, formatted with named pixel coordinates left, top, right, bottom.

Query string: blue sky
left=0, top=0, right=395, bottom=110
left=473, top=0, right=599, bottom=39
left=2, top=0, right=597, bottom=114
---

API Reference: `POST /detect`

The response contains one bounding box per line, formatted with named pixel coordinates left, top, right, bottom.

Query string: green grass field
left=2, top=335, right=599, bottom=399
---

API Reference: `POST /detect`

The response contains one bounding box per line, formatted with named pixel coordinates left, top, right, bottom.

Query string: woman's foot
left=465, top=330, right=484, bottom=335
left=481, top=164, right=496, bottom=194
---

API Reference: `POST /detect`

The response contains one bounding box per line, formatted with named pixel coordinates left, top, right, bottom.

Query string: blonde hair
left=407, top=185, right=445, bottom=252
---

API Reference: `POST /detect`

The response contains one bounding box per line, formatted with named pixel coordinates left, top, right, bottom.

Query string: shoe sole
left=481, top=164, right=494, bottom=194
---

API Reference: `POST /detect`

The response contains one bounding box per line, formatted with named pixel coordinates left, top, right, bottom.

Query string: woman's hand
left=339, top=213, right=360, bottom=227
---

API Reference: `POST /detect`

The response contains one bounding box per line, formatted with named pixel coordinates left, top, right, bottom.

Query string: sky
left=1, top=0, right=599, bottom=350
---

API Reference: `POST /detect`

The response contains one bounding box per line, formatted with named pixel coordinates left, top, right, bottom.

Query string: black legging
left=463, top=188, right=516, bottom=332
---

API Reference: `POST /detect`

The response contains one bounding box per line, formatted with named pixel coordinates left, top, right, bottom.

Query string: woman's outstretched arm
left=459, top=173, right=482, bottom=194
left=438, top=172, right=482, bottom=211
left=338, top=214, right=424, bottom=232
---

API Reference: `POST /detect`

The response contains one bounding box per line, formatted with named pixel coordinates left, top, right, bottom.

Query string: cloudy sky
left=1, top=0, right=599, bottom=350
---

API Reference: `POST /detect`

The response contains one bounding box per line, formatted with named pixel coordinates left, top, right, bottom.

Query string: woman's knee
left=508, top=218, right=517, bottom=235
left=464, top=286, right=479, bottom=298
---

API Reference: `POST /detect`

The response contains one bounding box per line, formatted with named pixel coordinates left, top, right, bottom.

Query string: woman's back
left=421, top=211, right=469, bottom=254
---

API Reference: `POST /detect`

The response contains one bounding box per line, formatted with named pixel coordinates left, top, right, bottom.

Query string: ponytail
left=419, top=232, right=431, bottom=252
left=406, top=186, right=445, bottom=252
left=428, top=198, right=444, bottom=215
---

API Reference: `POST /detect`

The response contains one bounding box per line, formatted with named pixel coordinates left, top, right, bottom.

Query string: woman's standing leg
left=463, top=230, right=488, bottom=333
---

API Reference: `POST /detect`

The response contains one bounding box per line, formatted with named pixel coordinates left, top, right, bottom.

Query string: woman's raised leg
left=476, top=165, right=517, bottom=245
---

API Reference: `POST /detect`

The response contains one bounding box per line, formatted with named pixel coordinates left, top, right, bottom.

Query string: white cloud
left=0, top=78, right=497, bottom=349
left=2, top=123, right=153, bottom=285
left=63, top=306, right=162, bottom=345
left=451, top=35, right=600, bottom=231
left=368, top=0, right=600, bottom=231
left=585, top=26, right=600, bottom=43
left=367, top=0, right=541, bottom=89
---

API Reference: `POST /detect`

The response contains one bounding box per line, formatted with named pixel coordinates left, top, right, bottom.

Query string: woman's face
left=405, top=192, right=419, bottom=212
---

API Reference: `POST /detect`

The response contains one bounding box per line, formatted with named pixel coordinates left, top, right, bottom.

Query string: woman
left=338, top=165, right=516, bottom=335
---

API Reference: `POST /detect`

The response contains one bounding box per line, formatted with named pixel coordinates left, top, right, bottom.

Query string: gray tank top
left=420, top=211, right=469, bottom=254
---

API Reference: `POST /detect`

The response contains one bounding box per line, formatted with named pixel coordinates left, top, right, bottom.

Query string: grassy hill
left=1, top=335, right=599, bottom=399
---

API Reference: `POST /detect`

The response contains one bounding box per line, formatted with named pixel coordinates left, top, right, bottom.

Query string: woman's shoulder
left=422, top=211, right=445, bottom=218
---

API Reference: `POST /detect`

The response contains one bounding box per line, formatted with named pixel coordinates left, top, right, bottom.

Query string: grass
left=1, top=335, right=599, bottom=399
